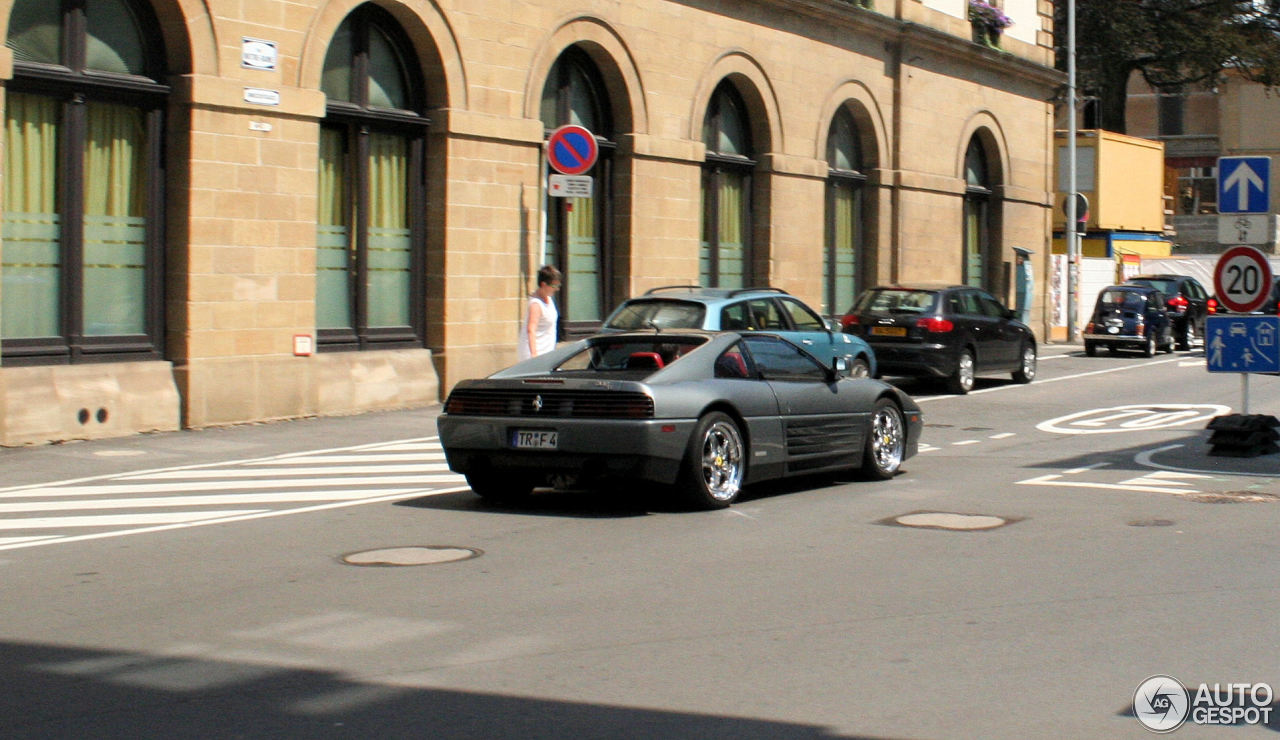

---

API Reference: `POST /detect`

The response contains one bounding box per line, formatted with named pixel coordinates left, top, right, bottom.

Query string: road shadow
left=0, top=640, right=894, bottom=740
left=397, top=473, right=891, bottom=518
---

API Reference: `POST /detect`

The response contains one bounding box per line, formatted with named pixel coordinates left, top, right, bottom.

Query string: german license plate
left=871, top=326, right=907, bottom=337
left=512, top=429, right=558, bottom=449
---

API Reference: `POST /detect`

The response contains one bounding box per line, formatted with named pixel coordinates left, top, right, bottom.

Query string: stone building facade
left=0, top=0, right=1060, bottom=445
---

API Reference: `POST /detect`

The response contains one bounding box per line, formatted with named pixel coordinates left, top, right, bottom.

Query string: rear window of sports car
left=605, top=300, right=707, bottom=330
left=554, top=337, right=707, bottom=374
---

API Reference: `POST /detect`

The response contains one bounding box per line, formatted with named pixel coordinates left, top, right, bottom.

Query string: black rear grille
left=445, top=388, right=654, bottom=418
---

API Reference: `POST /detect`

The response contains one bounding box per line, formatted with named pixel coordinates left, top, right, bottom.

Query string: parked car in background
left=1254, top=276, right=1280, bottom=316
left=1083, top=284, right=1174, bottom=357
left=1123, top=274, right=1215, bottom=350
left=437, top=330, right=922, bottom=509
left=602, top=286, right=877, bottom=377
left=839, top=284, right=1036, bottom=394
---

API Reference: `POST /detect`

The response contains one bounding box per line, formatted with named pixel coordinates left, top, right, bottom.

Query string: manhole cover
left=1187, top=490, right=1280, bottom=504
left=884, top=511, right=1012, bottom=531
left=342, top=546, right=482, bottom=567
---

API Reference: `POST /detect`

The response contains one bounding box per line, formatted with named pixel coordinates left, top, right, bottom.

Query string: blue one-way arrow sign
left=1218, top=156, right=1270, bottom=214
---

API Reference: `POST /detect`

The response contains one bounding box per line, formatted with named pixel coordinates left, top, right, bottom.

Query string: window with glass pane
left=540, top=47, right=613, bottom=331
left=701, top=83, right=754, bottom=289
left=317, top=4, right=427, bottom=351
left=825, top=109, right=865, bottom=316
left=963, top=138, right=991, bottom=290
left=3, top=0, right=166, bottom=364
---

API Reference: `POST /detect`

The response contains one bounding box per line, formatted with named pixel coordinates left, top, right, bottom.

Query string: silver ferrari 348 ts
left=437, top=330, right=922, bottom=509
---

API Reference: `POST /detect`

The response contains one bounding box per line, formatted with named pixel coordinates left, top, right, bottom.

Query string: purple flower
left=968, top=0, right=1013, bottom=30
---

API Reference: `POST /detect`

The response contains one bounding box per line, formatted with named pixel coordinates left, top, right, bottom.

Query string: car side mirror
left=825, top=318, right=841, bottom=333
left=832, top=356, right=851, bottom=379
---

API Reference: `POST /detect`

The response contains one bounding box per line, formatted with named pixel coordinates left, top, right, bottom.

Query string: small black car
left=841, top=284, right=1036, bottom=394
left=1083, top=285, right=1174, bottom=357
left=1124, top=274, right=1215, bottom=350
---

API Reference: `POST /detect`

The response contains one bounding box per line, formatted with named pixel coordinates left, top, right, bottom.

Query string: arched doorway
left=539, top=46, right=616, bottom=337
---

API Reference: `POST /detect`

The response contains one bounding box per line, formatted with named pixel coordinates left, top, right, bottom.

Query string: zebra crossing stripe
left=0, top=489, right=436, bottom=513
left=121, top=463, right=454, bottom=479
left=0, top=511, right=267, bottom=530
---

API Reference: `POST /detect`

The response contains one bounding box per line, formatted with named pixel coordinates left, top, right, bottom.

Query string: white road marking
left=0, top=474, right=464, bottom=499
left=1119, top=470, right=1210, bottom=486
left=989, top=432, right=1015, bottom=439
left=0, top=511, right=268, bottom=530
left=0, top=489, right=436, bottom=513
left=1135, top=444, right=1280, bottom=479
left=916, top=355, right=1187, bottom=402
left=0, top=436, right=469, bottom=552
left=245, top=453, right=445, bottom=465
left=1016, top=474, right=1198, bottom=494
left=952, top=440, right=981, bottom=446
left=122, top=463, right=453, bottom=479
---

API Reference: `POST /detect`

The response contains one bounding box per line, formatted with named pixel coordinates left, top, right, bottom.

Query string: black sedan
left=1124, top=274, right=1215, bottom=350
left=1083, top=284, right=1174, bottom=357
left=437, top=331, right=922, bottom=509
left=840, top=284, right=1037, bottom=394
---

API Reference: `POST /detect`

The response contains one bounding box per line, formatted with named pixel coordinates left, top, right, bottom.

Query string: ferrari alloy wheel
left=679, top=411, right=745, bottom=509
left=947, top=349, right=975, bottom=394
left=1012, top=342, right=1036, bottom=384
left=863, top=398, right=905, bottom=480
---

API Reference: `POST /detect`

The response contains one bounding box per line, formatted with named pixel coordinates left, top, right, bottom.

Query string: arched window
left=540, top=47, right=614, bottom=336
left=3, top=0, right=168, bottom=364
left=963, top=138, right=992, bottom=289
left=318, top=4, right=428, bottom=351
left=701, top=82, right=754, bottom=289
left=825, top=108, right=866, bottom=316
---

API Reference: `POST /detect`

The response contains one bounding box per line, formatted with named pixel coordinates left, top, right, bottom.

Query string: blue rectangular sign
left=1206, top=315, right=1280, bottom=373
left=1218, top=156, right=1271, bottom=214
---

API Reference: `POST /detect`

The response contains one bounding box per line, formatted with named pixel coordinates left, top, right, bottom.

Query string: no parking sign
left=545, top=125, right=598, bottom=176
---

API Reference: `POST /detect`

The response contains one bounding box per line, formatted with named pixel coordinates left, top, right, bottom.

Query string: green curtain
left=827, top=183, right=860, bottom=315
left=82, top=101, right=147, bottom=336
left=717, top=172, right=746, bottom=289
left=316, top=128, right=351, bottom=329
left=566, top=197, right=600, bottom=320
left=964, top=198, right=985, bottom=288
left=699, top=174, right=711, bottom=285
left=2, top=92, right=61, bottom=339
left=366, top=132, right=410, bottom=328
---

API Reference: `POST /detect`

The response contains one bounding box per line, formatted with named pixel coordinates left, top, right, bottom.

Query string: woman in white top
left=518, top=265, right=561, bottom=360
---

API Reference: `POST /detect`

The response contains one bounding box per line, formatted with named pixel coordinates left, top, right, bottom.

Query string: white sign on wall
left=241, top=38, right=278, bottom=71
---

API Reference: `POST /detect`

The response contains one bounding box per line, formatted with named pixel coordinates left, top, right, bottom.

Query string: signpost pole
left=1065, top=0, right=1079, bottom=342
left=1242, top=375, right=1250, bottom=414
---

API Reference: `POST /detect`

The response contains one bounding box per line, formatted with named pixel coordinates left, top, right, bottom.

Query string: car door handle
left=801, top=339, right=813, bottom=345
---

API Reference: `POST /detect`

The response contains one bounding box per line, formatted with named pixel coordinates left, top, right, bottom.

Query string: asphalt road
left=1, top=342, right=1278, bottom=739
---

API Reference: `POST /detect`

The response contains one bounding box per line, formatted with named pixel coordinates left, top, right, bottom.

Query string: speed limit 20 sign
left=1213, top=245, right=1274, bottom=313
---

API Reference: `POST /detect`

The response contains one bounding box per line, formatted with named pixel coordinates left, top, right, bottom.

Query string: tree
left=1056, top=0, right=1280, bottom=133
